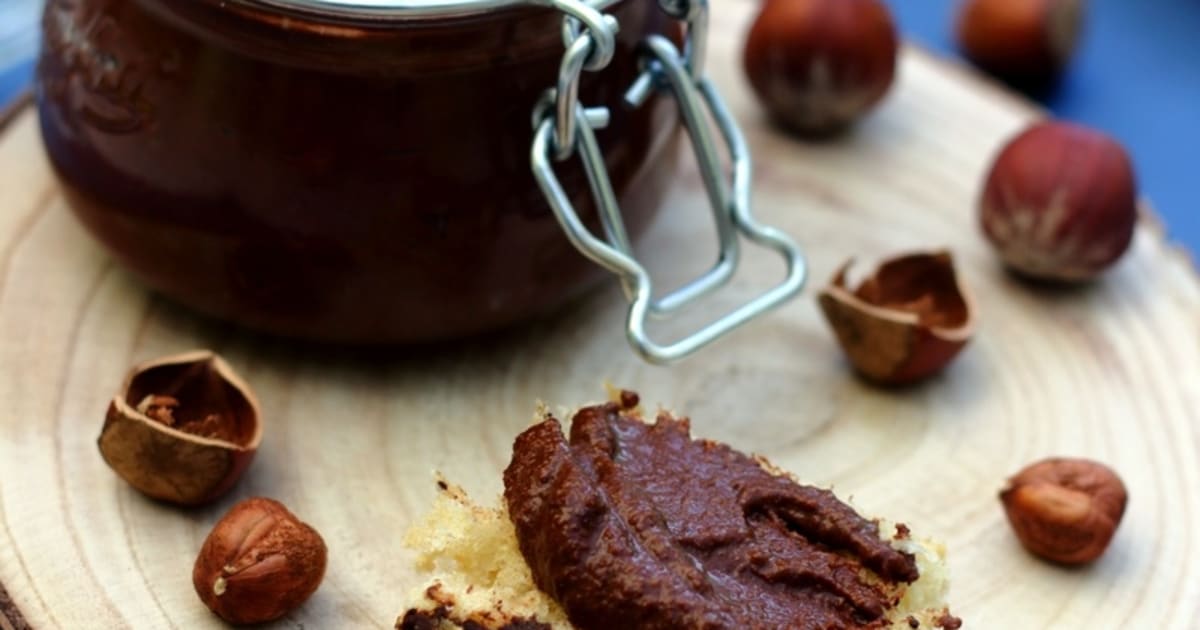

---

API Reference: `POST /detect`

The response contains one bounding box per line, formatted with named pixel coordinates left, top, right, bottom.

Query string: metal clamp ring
left=552, top=33, right=594, bottom=159
left=658, top=0, right=707, bottom=78
left=529, top=0, right=805, bottom=363
left=549, top=0, right=617, bottom=71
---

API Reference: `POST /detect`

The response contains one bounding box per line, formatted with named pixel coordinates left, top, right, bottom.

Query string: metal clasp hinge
left=530, top=1, right=807, bottom=364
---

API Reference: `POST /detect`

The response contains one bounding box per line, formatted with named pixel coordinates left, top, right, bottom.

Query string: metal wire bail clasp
left=530, top=0, right=807, bottom=364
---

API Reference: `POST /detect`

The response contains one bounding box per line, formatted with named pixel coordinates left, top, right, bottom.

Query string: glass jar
left=37, top=0, right=681, bottom=343
left=38, top=0, right=806, bottom=361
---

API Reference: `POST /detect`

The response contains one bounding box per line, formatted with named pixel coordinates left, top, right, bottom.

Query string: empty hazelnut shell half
left=818, top=251, right=975, bottom=385
left=98, top=350, right=262, bottom=505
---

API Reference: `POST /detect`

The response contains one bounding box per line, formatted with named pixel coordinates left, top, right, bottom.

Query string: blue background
left=2, top=1, right=1198, bottom=251
left=0, top=58, right=32, bottom=108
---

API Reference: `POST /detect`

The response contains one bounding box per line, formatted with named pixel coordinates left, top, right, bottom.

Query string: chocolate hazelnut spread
left=503, top=400, right=919, bottom=630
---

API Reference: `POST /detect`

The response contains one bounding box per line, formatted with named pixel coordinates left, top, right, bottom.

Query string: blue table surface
left=2, top=1, right=1198, bottom=251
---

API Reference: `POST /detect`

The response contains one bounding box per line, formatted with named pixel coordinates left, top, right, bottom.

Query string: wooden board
left=3, top=1, right=1199, bottom=627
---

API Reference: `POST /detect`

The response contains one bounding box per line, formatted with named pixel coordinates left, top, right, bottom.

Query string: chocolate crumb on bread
left=398, top=392, right=960, bottom=629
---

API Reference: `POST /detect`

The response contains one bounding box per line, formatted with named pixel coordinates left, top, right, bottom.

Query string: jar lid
left=245, top=0, right=618, bottom=19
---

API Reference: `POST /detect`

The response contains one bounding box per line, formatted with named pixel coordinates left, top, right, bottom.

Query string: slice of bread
left=397, top=403, right=959, bottom=630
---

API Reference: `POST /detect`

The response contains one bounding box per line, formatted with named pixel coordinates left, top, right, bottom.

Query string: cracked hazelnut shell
left=1000, top=457, right=1127, bottom=565
left=194, top=497, right=327, bottom=625
left=818, top=251, right=975, bottom=385
left=980, top=121, right=1137, bottom=282
left=743, top=0, right=898, bottom=136
left=98, top=350, right=261, bottom=506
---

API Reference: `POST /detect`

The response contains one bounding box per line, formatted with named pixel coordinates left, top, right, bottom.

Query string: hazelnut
left=818, top=251, right=975, bottom=385
left=956, top=0, right=1085, bottom=88
left=743, top=0, right=898, bottom=136
left=1000, top=457, right=1127, bottom=565
left=97, top=350, right=261, bottom=505
left=980, top=121, right=1137, bottom=282
left=194, top=497, right=327, bottom=625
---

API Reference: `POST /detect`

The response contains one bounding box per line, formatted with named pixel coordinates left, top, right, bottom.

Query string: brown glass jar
left=37, top=0, right=680, bottom=343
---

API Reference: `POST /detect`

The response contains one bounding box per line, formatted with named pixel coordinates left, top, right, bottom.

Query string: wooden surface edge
left=905, top=44, right=1050, bottom=119
left=0, top=91, right=31, bottom=134
left=1138, top=200, right=1199, bottom=277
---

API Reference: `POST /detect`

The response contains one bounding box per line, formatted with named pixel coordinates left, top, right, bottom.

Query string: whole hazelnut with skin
left=980, top=121, right=1137, bottom=282
left=1000, top=458, right=1127, bottom=565
left=194, top=497, right=328, bottom=625
left=98, top=350, right=262, bottom=505
left=743, top=0, right=898, bottom=136
left=956, top=0, right=1085, bottom=88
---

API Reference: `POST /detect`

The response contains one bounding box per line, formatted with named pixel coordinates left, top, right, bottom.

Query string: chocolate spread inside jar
left=503, top=397, right=919, bottom=630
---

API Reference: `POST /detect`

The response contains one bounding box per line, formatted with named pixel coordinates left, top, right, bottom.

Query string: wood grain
left=2, top=1, right=1199, bottom=627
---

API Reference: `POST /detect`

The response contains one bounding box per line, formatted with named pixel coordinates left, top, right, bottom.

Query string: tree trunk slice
left=2, top=1, right=1198, bottom=627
